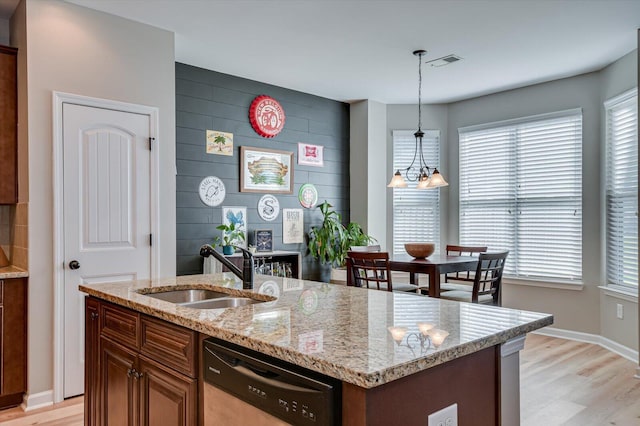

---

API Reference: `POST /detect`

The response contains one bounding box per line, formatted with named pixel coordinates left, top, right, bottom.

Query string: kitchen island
left=81, top=273, right=552, bottom=425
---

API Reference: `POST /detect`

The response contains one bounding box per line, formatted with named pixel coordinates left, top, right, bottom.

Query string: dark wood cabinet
left=85, top=298, right=100, bottom=426
left=0, top=45, right=18, bottom=204
left=138, top=356, right=197, bottom=426
left=85, top=298, right=198, bottom=426
left=100, top=337, right=137, bottom=426
left=0, top=278, right=27, bottom=409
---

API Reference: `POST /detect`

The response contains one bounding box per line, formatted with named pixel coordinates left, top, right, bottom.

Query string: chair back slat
left=346, top=251, right=394, bottom=292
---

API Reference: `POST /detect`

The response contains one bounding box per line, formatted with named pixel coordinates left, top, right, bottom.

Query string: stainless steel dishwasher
left=203, top=338, right=341, bottom=425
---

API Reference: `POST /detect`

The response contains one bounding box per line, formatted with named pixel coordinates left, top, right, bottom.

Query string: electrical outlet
left=617, top=303, right=624, bottom=319
left=428, top=403, right=458, bottom=426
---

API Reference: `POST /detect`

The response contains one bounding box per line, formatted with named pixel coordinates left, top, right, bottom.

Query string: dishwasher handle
left=205, top=345, right=323, bottom=394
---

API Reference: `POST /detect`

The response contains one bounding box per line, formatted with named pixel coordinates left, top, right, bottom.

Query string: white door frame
left=52, top=92, right=160, bottom=403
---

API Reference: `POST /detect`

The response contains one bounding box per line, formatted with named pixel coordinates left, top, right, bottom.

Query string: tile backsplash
left=0, top=203, right=28, bottom=269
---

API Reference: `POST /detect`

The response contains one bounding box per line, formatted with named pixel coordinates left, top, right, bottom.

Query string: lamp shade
left=426, top=169, right=449, bottom=188
left=387, top=170, right=408, bottom=188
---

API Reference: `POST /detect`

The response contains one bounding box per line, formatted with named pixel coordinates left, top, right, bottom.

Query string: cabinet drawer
left=100, top=303, right=139, bottom=350
left=140, top=316, right=196, bottom=378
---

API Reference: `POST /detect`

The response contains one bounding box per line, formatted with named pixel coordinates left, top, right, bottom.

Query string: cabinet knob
left=68, top=260, right=80, bottom=270
left=127, top=368, right=133, bottom=378
left=90, top=312, right=98, bottom=320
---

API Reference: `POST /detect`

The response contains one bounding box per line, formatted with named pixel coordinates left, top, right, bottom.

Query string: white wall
left=21, top=0, right=175, bottom=396
left=350, top=100, right=388, bottom=247
left=447, top=72, right=603, bottom=335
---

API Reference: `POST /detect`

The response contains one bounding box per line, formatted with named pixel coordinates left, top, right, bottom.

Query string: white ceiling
left=15, top=1, right=640, bottom=103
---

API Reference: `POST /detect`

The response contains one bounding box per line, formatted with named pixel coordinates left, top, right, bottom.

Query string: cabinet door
left=100, top=337, right=138, bottom=426
left=138, top=356, right=197, bottom=426
left=0, top=278, right=26, bottom=407
left=0, top=46, right=17, bottom=204
left=85, top=298, right=100, bottom=426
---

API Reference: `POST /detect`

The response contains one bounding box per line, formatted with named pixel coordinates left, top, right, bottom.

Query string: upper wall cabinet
left=0, top=45, right=17, bottom=204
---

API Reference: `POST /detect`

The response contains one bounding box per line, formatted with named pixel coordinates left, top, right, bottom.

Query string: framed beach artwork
left=298, top=142, right=324, bottom=167
left=240, top=146, right=294, bottom=193
left=222, top=206, right=247, bottom=248
left=206, top=130, right=233, bottom=156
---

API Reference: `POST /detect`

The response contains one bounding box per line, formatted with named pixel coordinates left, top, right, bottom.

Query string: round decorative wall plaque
left=249, top=95, right=286, bottom=138
left=258, top=194, right=280, bottom=221
left=198, top=176, right=226, bottom=206
left=298, top=183, right=318, bottom=209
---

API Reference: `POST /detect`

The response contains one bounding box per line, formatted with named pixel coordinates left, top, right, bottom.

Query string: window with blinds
left=392, top=130, right=440, bottom=255
left=459, top=109, right=582, bottom=281
left=605, top=89, right=638, bottom=290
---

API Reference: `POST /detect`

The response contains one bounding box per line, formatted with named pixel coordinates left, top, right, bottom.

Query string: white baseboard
left=534, top=327, right=639, bottom=364
left=21, top=390, right=54, bottom=411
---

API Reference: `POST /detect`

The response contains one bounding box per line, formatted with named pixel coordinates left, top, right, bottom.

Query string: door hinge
left=148, top=137, right=155, bottom=150
left=150, top=234, right=153, bottom=246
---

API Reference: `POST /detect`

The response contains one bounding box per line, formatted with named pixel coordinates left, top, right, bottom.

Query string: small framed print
left=255, top=229, right=273, bottom=252
left=222, top=206, right=247, bottom=248
left=206, top=130, right=233, bottom=156
left=298, top=143, right=324, bottom=167
left=282, top=208, right=304, bottom=244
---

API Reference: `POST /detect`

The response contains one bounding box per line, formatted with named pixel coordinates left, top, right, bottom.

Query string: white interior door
left=63, top=103, right=151, bottom=398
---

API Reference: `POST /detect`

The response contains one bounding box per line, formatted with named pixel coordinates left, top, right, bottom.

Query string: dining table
left=388, top=253, right=479, bottom=298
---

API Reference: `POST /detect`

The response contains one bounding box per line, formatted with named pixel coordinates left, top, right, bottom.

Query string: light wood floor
left=0, top=334, right=638, bottom=425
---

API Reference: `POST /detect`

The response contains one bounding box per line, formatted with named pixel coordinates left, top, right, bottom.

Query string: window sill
left=503, top=277, right=583, bottom=291
left=598, top=286, right=638, bottom=303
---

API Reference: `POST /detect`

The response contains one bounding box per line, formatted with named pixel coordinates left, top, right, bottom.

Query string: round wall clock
left=258, top=194, right=280, bottom=221
left=198, top=176, right=226, bottom=206
left=249, top=95, right=286, bottom=138
left=298, top=183, right=318, bottom=209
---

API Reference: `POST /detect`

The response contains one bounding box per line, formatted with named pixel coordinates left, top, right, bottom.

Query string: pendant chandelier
left=387, top=50, right=448, bottom=189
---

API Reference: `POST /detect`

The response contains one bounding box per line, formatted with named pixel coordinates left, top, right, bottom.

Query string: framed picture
left=255, top=229, right=273, bottom=252
left=240, top=146, right=294, bottom=194
left=282, top=208, right=304, bottom=244
left=222, top=206, right=247, bottom=249
left=206, top=130, right=233, bottom=156
left=298, top=143, right=324, bottom=167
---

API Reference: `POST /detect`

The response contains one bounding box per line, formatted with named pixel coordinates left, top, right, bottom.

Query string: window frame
left=604, top=88, right=638, bottom=293
left=458, top=109, right=583, bottom=283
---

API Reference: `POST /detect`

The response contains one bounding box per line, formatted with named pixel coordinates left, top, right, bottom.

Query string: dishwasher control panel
left=203, top=338, right=340, bottom=426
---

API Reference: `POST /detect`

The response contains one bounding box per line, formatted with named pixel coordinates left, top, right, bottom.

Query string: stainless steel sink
left=180, top=297, right=262, bottom=309
left=141, top=288, right=265, bottom=309
left=144, top=289, right=231, bottom=303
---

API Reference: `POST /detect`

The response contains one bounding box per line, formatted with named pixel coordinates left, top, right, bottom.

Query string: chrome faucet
left=199, top=244, right=254, bottom=289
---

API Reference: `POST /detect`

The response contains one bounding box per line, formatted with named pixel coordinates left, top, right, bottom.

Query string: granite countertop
left=0, top=265, right=29, bottom=279
left=80, top=273, right=553, bottom=388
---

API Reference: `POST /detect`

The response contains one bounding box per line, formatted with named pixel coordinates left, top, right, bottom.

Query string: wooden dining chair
left=441, top=244, right=488, bottom=292
left=346, top=251, right=418, bottom=293
left=346, top=245, right=380, bottom=286
left=440, top=251, right=508, bottom=306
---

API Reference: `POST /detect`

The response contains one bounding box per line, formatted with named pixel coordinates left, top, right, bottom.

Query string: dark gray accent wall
left=176, top=63, right=350, bottom=280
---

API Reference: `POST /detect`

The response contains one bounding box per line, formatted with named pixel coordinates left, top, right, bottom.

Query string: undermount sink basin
left=180, top=297, right=262, bottom=309
left=144, top=289, right=231, bottom=304
left=140, top=288, right=265, bottom=309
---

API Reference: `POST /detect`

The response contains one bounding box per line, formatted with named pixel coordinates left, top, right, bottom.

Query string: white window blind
left=605, top=89, right=638, bottom=290
left=459, top=110, right=583, bottom=281
left=392, top=130, right=440, bottom=255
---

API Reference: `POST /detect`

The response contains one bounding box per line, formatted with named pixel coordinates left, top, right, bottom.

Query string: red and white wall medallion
left=249, top=95, right=286, bottom=138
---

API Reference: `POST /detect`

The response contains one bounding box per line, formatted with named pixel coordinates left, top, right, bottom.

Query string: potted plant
left=307, top=201, right=376, bottom=282
left=213, top=222, right=245, bottom=255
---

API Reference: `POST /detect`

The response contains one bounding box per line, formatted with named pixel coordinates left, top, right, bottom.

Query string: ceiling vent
left=425, top=55, right=462, bottom=67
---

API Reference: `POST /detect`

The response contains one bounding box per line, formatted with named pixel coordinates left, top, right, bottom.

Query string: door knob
left=69, top=260, right=80, bottom=270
